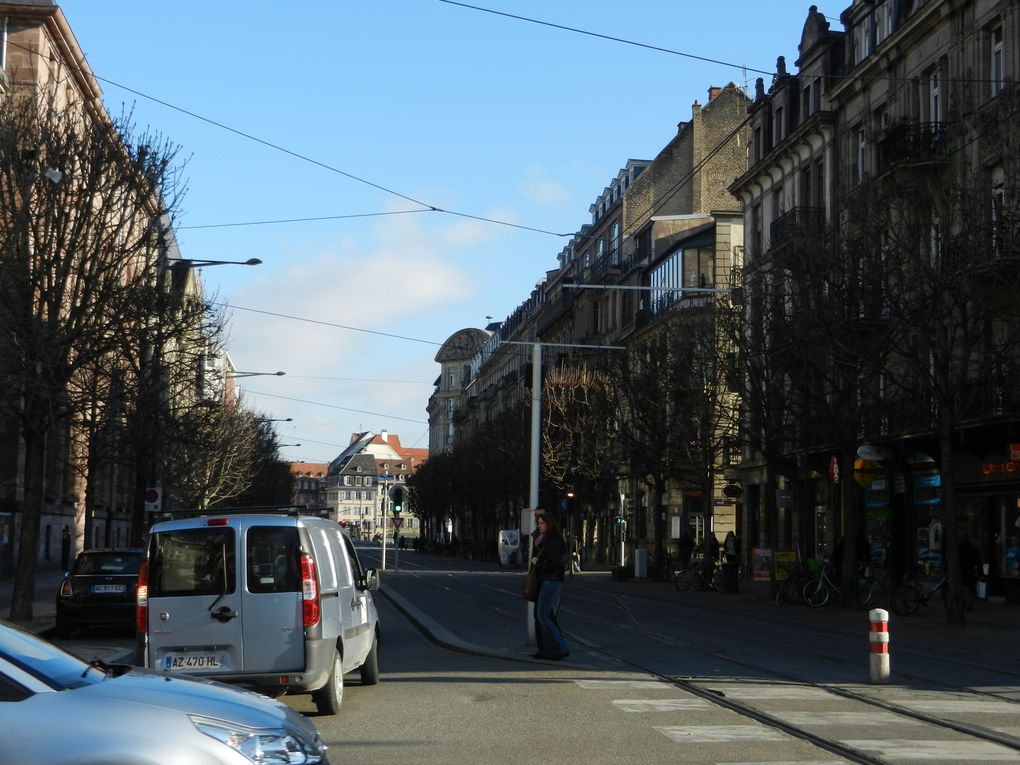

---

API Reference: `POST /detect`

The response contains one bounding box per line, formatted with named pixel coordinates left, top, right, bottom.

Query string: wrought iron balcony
left=769, top=206, right=826, bottom=251
left=876, top=122, right=951, bottom=168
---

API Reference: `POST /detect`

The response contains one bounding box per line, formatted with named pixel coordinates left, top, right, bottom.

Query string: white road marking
left=708, top=685, right=833, bottom=700
left=889, top=699, right=1020, bottom=714
left=612, top=698, right=712, bottom=712
left=574, top=679, right=673, bottom=690
left=656, top=725, right=788, bottom=743
left=771, top=710, right=924, bottom=727
left=844, top=739, right=1020, bottom=761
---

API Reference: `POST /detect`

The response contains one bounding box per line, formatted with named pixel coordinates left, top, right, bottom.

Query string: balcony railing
left=876, top=122, right=951, bottom=168
left=769, top=207, right=826, bottom=250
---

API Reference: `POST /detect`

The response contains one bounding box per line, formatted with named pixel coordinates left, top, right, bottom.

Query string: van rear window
left=246, top=526, right=300, bottom=593
left=150, top=529, right=236, bottom=597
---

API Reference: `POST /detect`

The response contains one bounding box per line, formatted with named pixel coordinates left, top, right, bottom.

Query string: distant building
left=325, top=431, right=426, bottom=539
left=289, top=463, right=328, bottom=509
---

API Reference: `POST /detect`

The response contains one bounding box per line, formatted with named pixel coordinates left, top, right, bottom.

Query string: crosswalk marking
left=719, top=761, right=844, bottom=765
left=771, top=710, right=923, bottom=727
left=573, top=679, right=673, bottom=691
left=708, top=685, right=833, bottom=700
left=889, top=699, right=1020, bottom=714
left=655, top=725, right=788, bottom=743
left=612, top=698, right=712, bottom=712
left=844, top=739, right=1020, bottom=761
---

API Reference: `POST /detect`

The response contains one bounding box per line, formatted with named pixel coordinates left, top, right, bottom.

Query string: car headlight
left=191, top=716, right=327, bottom=764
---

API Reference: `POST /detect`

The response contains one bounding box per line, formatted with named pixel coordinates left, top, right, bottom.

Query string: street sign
left=378, top=473, right=396, bottom=481
left=144, top=486, right=161, bottom=513
left=391, top=517, right=404, bottom=529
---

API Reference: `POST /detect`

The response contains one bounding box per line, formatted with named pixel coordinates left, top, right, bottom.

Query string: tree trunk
left=9, top=427, right=46, bottom=621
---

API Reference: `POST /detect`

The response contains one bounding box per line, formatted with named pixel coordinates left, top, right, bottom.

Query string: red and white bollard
left=868, top=608, right=890, bottom=683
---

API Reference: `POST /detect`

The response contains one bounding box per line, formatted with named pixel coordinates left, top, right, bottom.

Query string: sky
left=55, top=1, right=834, bottom=465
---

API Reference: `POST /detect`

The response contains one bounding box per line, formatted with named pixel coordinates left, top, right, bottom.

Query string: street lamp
left=228, top=370, right=286, bottom=379
left=171, top=257, right=262, bottom=269
left=278, top=443, right=302, bottom=448
left=255, top=417, right=293, bottom=423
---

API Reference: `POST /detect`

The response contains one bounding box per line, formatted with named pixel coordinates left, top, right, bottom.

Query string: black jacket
left=534, top=535, right=566, bottom=583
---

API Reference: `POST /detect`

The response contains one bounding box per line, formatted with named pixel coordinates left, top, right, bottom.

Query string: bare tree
left=0, top=94, right=184, bottom=620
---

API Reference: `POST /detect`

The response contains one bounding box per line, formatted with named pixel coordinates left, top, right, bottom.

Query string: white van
left=136, top=509, right=380, bottom=715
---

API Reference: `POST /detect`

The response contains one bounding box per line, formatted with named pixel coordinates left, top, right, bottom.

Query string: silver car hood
left=85, top=667, right=319, bottom=735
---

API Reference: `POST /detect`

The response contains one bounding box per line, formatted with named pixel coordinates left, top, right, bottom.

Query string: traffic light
left=613, top=515, right=624, bottom=525
left=389, top=485, right=405, bottom=515
left=562, top=490, right=575, bottom=515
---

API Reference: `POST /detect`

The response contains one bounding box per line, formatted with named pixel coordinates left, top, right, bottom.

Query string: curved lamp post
left=171, top=257, right=262, bottom=269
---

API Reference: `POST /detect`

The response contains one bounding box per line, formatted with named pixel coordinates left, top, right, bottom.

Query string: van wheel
left=360, top=634, right=380, bottom=685
left=313, top=649, right=344, bottom=715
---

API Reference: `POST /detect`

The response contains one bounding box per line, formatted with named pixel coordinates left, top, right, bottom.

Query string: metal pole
left=526, top=342, right=542, bottom=646
left=381, top=483, right=388, bottom=571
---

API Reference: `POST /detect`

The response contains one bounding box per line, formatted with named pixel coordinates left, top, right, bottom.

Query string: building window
left=344, top=476, right=352, bottom=486
left=753, top=126, right=763, bottom=163
left=876, top=1, right=894, bottom=44
left=610, top=221, right=620, bottom=265
left=928, top=69, right=941, bottom=122
left=856, top=126, right=866, bottom=184
left=991, top=24, right=1004, bottom=98
left=774, top=106, right=784, bottom=143
left=991, top=165, right=1005, bottom=256
left=448, top=370, right=456, bottom=389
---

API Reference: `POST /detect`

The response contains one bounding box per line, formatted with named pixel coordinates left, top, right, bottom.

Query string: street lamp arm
left=172, top=258, right=262, bottom=269
left=229, top=370, right=286, bottom=379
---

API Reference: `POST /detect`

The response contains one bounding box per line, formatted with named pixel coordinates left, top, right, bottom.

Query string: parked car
left=55, top=548, right=143, bottom=637
left=137, top=508, right=381, bottom=715
left=0, top=618, right=329, bottom=765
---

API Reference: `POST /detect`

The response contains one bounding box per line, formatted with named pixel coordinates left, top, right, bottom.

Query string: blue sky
left=57, top=1, right=831, bottom=464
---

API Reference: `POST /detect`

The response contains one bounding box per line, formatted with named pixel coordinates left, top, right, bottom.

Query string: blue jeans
left=536, top=580, right=568, bottom=655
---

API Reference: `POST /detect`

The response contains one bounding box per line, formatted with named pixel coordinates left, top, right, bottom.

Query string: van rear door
left=146, top=523, right=243, bottom=675
left=240, top=523, right=304, bottom=672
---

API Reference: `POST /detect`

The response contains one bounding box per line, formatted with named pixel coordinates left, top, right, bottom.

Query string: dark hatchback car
left=55, top=548, right=143, bottom=636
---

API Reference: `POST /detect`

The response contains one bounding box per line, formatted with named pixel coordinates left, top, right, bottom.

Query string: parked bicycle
left=686, top=563, right=725, bottom=592
left=775, top=566, right=809, bottom=606
left=891, top=570, right=947, bottom=615
left=802, top=560, right=884, bottom=608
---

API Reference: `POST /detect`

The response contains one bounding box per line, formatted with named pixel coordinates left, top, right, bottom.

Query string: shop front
left=954, top=449, right=1020, bottom=603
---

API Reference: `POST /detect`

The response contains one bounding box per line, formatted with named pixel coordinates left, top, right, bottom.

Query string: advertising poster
left=752, top=548, right=773, bottom=582
left=773, top=549, right=797, bottom=581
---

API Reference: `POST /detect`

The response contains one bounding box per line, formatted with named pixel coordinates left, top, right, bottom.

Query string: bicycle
left=891, top=571, right=947, bottom=615
left=775, top=567, right=809, bottom=606
left=802, top=560, right=884, bottom=608
left=687, top=563, right=724, bottom=592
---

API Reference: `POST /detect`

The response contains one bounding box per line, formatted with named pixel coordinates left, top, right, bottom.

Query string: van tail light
left=136, top=560, right=149, bottom=633
left=300, top=553, right=320, bottom=628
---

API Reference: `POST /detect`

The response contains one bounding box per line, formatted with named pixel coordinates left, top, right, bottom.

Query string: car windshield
left=0, top=622, right=103, bottom=689
left=73, top=552, right=142, bottom=576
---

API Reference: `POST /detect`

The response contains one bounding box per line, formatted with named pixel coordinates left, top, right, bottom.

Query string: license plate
left=163, top=653, right=225, bottom=671
left=91, top=584, right=126, bottom=593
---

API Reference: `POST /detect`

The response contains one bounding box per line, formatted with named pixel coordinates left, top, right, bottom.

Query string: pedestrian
left=723, top=531, right=740, bottom=564
left=701, top=529, right=719, bottom=581
left=531, top=511, right=570, bottom=660
left=529, top=507, right=550, bottom=650
left=957, top=534, right=981, bottom=610
left=676, top=527, right=695, bottom=570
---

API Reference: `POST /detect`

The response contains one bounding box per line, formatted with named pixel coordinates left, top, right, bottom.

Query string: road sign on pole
left=144, top=486, right=161, bottom=513
left=391, top=517, right=404, bottom=529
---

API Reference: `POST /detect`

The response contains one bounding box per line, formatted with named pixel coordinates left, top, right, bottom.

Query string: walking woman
left=531, top=512, right=570, bottom=660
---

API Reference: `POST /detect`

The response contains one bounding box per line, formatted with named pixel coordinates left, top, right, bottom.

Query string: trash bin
left=498, top=530, right=520, bottom=568
left=633, top=548, right=649, bottom=578
left=722, top=562, right=739, bottom=593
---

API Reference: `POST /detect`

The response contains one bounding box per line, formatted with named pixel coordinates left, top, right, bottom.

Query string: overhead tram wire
left=244, top=390, right=428, bottom=425
left=8, top=35, right=1003, bottom=242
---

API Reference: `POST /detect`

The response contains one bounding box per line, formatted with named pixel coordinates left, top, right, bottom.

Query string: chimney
left=381, top=429, right=389, bottom=443
left=708, top=86, right=721, bottom=101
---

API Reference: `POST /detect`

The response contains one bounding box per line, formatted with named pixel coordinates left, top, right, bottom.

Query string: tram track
left=360, top=548, right=1020, bottom=763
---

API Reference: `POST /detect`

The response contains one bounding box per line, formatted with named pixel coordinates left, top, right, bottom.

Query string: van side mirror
left=363, top=569, right=380, bottom=592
